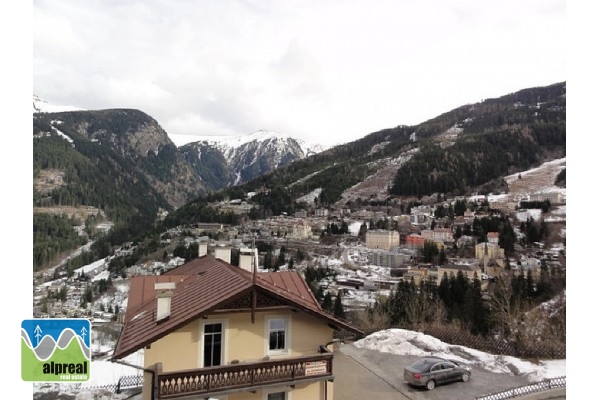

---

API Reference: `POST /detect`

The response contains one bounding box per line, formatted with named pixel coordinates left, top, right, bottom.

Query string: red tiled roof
left=112, top=255, right=362, bottom=360
left=125, top=275, right=192, bottom=321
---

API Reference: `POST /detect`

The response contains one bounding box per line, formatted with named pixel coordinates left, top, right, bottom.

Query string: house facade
left=365, top=229, right=400, bottom=251
left=368, top=249, right=412, bottom=268
left=475, top=242, right=505, bottom=261
left=401, top=267, right=431, bottom=286
left=112, top=255, right=362, bottom=400
left=291, top=223, right=312, bottom=240
left=405, top=233, right=426, bottom=249
left=529, top=191, right=565, bottom=204
left=436, top=264, right=482, bottom=285
left=486, top=231, right=499, bottom=244
left=420, top=227, right=453, bottom=243
left=314, top=208, right=329, bottom=217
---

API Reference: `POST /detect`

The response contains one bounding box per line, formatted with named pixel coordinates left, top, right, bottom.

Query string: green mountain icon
left=22, top=332, right=90, bottom=382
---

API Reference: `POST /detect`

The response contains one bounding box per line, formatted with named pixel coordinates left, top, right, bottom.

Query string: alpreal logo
left=22, top=318, right=91, bottom=382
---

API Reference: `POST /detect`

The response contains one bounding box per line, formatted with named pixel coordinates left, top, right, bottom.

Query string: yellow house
left=365, top=229, right=400, bottom=251
left=401, top=267, right=431, bottom=286
left=112, top=255, right=363, bottom=400
left=436, top=264, right=482, bottom=285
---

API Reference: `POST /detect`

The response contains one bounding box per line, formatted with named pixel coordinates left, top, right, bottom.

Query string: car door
left=430, top=363, right=447, bottom=383
left=442, top=361, right=461, bottom=382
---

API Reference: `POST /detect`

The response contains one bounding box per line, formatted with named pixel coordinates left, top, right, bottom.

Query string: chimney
left=155, top=282, right=176, bottom=321
left=198, top=242, right=208, bottom=257
left=215, top=246, right=231, bottom=264
left=239, top=248, right=258, bottom=272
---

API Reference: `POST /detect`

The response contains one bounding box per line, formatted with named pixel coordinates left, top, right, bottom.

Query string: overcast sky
left=33, top=0, right=565, bottom=147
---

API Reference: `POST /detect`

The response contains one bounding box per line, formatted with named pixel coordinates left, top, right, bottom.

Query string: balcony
left=157, top=346, right=334, bottom=399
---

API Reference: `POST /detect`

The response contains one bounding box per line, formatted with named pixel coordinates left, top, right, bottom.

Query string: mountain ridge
left=162, top=81, right=565, bottom=227
left=33, top=95, right=325, bottom=191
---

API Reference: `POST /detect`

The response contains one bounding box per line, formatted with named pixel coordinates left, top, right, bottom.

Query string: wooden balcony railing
left=157, top=346, right=334, bottom=399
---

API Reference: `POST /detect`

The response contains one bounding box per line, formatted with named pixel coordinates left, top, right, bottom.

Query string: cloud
left=33, top=0, right=566, bottom=147
left=269, top=39, right=327, bottom=99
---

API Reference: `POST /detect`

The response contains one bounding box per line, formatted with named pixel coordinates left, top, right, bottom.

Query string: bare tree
left=488, top=275, right=523, bottom=341
left=350, top=301, right=390, bottom=333
left=405, top=292, right=446, bottom=329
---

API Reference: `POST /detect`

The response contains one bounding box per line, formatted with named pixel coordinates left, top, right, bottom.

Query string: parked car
left=403, top=356, right=471, bottom=390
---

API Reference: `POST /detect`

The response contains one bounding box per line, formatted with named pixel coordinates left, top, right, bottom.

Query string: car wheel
left=462, top=372, right=470, bottom=382
left=426, top=380, right=436, bottom=390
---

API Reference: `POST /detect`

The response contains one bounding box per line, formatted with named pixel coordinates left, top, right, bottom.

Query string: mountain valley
left=33, top=82, right=566, bottom=272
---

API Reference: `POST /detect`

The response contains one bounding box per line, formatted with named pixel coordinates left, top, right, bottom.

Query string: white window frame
left=263, top=387, right=292, bottom=400
left=265, top=316, right=291, bottom=357
left=199, top=319, right=228, bottom=368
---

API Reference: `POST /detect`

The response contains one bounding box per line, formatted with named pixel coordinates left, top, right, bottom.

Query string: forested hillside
left=166, top=82, right=565, bottom=223
left=390, top=83, right=566, bottom=196
left=390, top=124, right=565, bottom=196
left=32, top=109, right=205, bottom=270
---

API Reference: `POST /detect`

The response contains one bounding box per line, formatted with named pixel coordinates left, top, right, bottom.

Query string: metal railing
left=475, top=376, right=566, bottom=400
left=81, top=374, right=144, bottom=393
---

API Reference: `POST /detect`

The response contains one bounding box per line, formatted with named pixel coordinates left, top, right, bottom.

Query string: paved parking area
left=333, top=342, right=537, bottom=400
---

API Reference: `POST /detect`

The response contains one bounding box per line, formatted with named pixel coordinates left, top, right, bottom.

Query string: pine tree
left=438, top=248, right=447, bottom=265
left=264, top=249, right=273, bottom=270
left=526, top=269, right=535, bottom=299
left=334, top=293, right=345, bottom=319
left=449, top=271, right=469, bottom=320
left=322, top=292, right=333, bottom=312
left=438, top=272, right=452, bottom=312
left=277, top=251, right=285, bottom=268
left=315, top=286, right=324, bottom=303
left=463, top=278, right=489, bottom=335
left=59, top=286, right=68, bottom=302
left=359, top=223, right=368, bottom=239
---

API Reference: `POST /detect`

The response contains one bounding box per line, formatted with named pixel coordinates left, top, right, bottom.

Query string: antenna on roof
left=251, top=235, right=257, bottom=323
left=252, top=236, right=257, bottom=282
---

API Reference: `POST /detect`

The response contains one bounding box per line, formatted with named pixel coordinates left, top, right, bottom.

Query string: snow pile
left=354, top=329, right=565, bottom=382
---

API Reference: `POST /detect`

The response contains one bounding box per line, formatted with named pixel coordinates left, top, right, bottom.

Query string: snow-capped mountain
left=190, top=130, right=326, bottom=159
left=180, top=130, right=327, bottom=188
left=33, top=94, right=83, bottom=113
